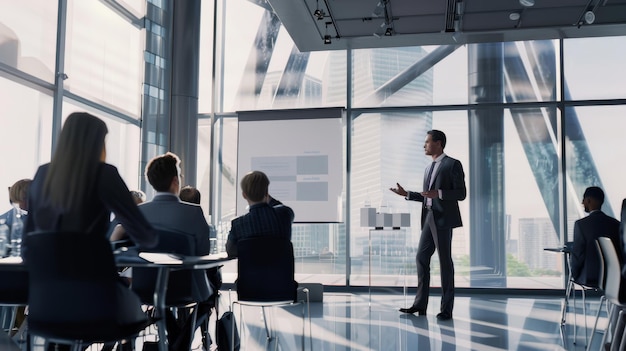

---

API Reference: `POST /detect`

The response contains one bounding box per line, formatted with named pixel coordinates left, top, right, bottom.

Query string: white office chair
left=596, top=237, right=626, bottom=350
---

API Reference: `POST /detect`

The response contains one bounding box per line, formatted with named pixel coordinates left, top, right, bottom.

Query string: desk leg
left=154, top=267, right=170, bottom=351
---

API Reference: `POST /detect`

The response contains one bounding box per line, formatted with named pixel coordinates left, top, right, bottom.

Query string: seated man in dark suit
left=571, top=186, right=620, bottom=287
left=140, top=152, right=214, bottom=350
left=226, top=170, right=294, bottom=258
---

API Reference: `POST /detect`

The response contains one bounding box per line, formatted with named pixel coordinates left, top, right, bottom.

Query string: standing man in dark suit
left=390, top=129, right=466, bottom=321
left=226, top=170, right=294, bottom=258
left=570, top=186, right=620, bottom=288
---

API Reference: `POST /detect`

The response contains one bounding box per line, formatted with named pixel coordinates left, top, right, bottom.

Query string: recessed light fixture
left=519, top=0, right=535, bottom=7
left=584, top=11, right=596, bottom=24
left=509, top=12, right=521, bottom=21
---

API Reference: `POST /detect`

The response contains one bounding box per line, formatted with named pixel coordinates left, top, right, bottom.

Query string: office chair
left=586, top=240, right=609, bottom=351
left=596, top=237, right=626, bottom=350
left=131, top=228, right=206, bottom=349
left=25, top=231, right=153, bottom=350
left=232, top=236, right=310, bottom=351
left=0, top=271, right=28, bottom=346
left=564, top=241, right=604, bottom=347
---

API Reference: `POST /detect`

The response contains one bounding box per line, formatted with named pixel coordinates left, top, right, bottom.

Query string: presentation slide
left=237, top=108, right=344, bottom=223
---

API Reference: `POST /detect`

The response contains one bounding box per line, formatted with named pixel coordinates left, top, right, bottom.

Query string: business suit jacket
left=406, top=155, right=466, bottom=229
left=139, top=193, right=212, bottom=301
left=226, top=198, right=294, bottom=257
left=571, top=210, right=620, bottom=287
left=25, top=163, right=156, bottom=248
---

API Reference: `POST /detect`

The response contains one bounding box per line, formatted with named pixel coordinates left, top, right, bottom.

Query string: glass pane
left=352, top=45, right=468, bottom=108
left=564, top=36, right=626, bottom=100
left=505, top=107, right=563, bottom=289
left=65, top=0, right=144, bottom=117
left=349, top=110, right=470, bottom=287
left=118, top=0, right=145, bottom=17
left=198, top=1, right=214, bottom=113
left=0, top=0, right=57, bottom=82
left=221, top=0, right=345, bottom=112
left=0, top=76, right=53, bottom=207
left=62, top=99, right=142, bottom=190
left=565, top=105, right=626, bottom=237
left=469, top=41, right=558, bottom=104
left=212, top=116, right=238, bottom=282
left=197, top=118, right=213, bottom=221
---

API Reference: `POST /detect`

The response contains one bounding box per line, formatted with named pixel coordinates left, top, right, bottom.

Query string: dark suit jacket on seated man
left=571, top=186, right=620, bottom=287
left=139, top=152, right=214, bottom=350
left=226, top=170, right=294, bottom=258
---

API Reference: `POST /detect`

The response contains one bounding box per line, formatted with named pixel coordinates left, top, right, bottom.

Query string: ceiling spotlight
left=519, top=0, right=534, bottom=7
left=584, top=10, right=596, bottom=24
left=314, top=9, right=325, bottom=20
left=384, top=27, right=393, bottom=36
left=509, top=12, right=521, bottom=21
left=324, top=35, right=332, bottom=44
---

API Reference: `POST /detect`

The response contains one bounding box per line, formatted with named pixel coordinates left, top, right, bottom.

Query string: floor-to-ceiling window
left=207, top=0, right=626, bottom=290
left=0, top=0, right=148, bottom=206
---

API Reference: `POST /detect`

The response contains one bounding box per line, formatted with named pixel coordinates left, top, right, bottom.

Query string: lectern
left=360, top=207, right=411, bottom=306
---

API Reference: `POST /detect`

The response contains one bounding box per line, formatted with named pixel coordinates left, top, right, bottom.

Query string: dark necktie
left=425, top=161, right=436, bottom=190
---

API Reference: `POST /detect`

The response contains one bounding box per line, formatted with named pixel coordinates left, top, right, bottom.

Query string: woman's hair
left=43, top=112, right=108, bottom=210
left=240, top=171, right=269, bottom=202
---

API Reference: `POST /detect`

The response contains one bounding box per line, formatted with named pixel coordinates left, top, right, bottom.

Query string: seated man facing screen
left=571, top=186, right=621, bottom=287
left=121, top=152, right=214, bottom=351
left=226, top=170, right=294, bottom=258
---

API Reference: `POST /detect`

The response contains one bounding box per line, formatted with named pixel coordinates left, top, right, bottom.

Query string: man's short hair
left=180, top=186, right=201, bottom=204
left=8, top=179, right=32, bottom=204
left=145, top=152, right=180, bottom=192
left=583, top=186, right=605, bottom=205
left=241, top=171, right=269, bottom=202
left=427, top=130, right=447, bottom=149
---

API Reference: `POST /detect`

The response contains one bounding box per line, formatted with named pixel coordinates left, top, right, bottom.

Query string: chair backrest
left=595, top=240, right=606, bottom=291
left=597, top=237, right=626, bottom=304
left=0, top=271, right=28, bottom=305
left=236, top=236, right=297, bottom=302
left=131, top=228, right=198, bottom=306
left=25, top=231, right=122, bottom=339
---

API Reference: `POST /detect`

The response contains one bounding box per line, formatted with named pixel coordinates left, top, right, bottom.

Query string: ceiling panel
left=266, top=0, right=626, bottom=52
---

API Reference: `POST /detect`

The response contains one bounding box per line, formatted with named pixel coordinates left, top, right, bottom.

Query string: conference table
left=0, top=249, right=235, bottom=351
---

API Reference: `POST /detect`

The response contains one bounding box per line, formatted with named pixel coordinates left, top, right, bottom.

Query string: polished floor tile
left=210, top=292, right=609, bottom=351
left=17, top=292, right=610, bottom=350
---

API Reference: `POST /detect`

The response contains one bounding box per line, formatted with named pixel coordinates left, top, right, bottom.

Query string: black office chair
left=25, top=231, right=153, bottom=350
left=0, top=271, right=28, bottom=345
left=232, top=236, right=310, bottom=351
left=131, top=228, right=206, bottom=349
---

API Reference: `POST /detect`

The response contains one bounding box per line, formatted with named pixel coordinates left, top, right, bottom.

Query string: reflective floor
left=7, top=291, right=609, bottom=351
left=205, top=292, right=609, bottom=351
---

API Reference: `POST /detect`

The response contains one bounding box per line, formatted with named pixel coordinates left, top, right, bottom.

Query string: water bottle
left=10, top=208, right=23, bottom=257
left=0, top=219, right=8, bottom=257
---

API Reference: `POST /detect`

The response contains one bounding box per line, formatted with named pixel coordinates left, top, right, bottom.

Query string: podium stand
left=361, top=207, right=410, bottom=307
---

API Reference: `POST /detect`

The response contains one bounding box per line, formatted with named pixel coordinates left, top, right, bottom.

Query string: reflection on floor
left=206, top=292, right=608, bottom=351
left=18, top=292, right=608, bottom=350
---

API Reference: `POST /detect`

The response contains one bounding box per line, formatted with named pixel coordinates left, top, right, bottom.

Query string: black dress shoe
left=436, top=312, right=452, bottom=321
left=399, top=307, right=426, bottom=315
